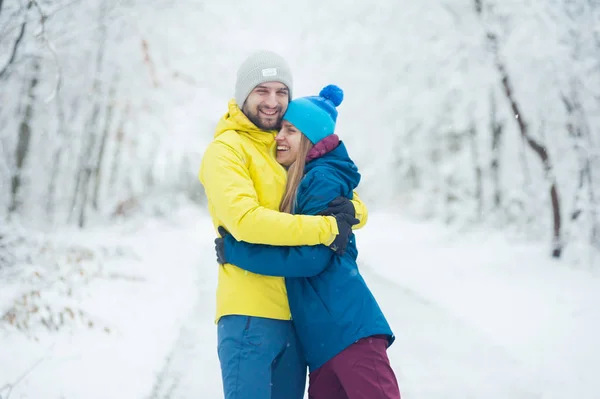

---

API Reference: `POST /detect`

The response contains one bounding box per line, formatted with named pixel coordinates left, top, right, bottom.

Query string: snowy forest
left=1, top=1, right=599, bottom=397
left=2, top=0, right=600, bottom=304
left=2, top=0, right=599, bottom=263
left=1, top=0, right=599, bottom=259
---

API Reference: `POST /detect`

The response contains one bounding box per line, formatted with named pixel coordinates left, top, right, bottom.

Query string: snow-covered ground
left=1, top=202, right=599, bottom=398
left=0, top=202, right=217, bottom=399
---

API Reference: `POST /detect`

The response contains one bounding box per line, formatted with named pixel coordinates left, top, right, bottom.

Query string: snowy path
left=148, top=210, right=600, bottom=399
left=148, top=263, right=540, bottom=399
left=358, top=266, right=538, bottom=398
left=1, top=205, right=598, bottom=398
left=147, top=271, right=221, bottom=399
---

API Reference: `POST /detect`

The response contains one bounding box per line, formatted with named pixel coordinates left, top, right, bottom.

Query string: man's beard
left=244, top=105, right=282, bottom=131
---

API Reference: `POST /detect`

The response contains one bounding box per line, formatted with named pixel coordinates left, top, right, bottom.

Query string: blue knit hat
left=283, top=84, right=344, bottom=144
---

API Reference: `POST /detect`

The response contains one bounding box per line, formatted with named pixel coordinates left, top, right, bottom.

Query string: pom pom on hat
left=319, top=84, right=344, bottom=106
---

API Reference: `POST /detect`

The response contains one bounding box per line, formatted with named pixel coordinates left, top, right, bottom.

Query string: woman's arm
left=220, top=234, right=334, bottom=277
left=218, top=171, right=353, bottom=276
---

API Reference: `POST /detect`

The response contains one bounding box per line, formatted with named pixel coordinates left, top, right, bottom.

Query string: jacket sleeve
left=199, top=140, right=338, bottom=246
left=350, top=190, right=368, bottom=230
left=220, top=169, right=348, bottom=277
left=222, top=234, right=333, bottom=277
left=295, top=172, right=354, bottom=217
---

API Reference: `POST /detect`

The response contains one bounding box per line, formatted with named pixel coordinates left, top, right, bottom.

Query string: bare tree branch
left=30, top=0, right=46, bottom=29
left=495, top=43, right=563, bottom=258
left=1, top=0, right=80, bottom=39
left=30, top=0, right=62, bottom=101
left=0, top=2, right=32, bottom=80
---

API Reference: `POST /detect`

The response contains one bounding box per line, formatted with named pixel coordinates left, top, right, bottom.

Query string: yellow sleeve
left=199, top=140, right=338, bottom=246
left=350, top=191, right=368, bottom=230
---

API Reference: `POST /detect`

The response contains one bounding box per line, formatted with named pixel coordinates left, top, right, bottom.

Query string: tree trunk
left=76, top=122, right=98, bottom=228
left=468, top=122, right=483, bottom=220
left=46, top=89, right=67, bottom=222
left=587, top=159, right=599, bottom=249
left=498, top=61, right=562, bottom=257
left=476, top=0, right=563, bottom=257
left=108, top=102, right=130, bottom=193
left=562, top=90, right=599, bottom=250
left=141, top=39, right=159, bottom=88
left=9, top=60, right=39, bottom=216
left=0, top=1, right=32, bottom=80
left=563, top=94, right=586, bottom=222
left=489, top=89, right=503, bottom=209
left=92, top=73, right=119, bottom=210
left=69, top=2, right=108, bottom=227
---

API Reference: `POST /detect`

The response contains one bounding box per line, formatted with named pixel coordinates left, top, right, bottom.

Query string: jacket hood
left=305, top=141, right=361, bottom=193
left=214, top=99, right=277, bottom=146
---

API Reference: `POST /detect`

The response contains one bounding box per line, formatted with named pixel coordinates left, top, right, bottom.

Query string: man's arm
left=350, top=191, right=368, bottom=229
left=216, top=169, right=357, bottom=276
left=199, top=139, right=338, bottom=246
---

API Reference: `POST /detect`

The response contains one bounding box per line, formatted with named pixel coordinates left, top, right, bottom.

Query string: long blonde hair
left=279, top=135, right=314, bottom=213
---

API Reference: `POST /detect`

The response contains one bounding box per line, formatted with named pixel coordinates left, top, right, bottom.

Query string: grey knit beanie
left=234, top=50, right=293, bottom=107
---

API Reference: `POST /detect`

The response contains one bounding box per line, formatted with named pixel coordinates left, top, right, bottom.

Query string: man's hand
left=321, top=197, right=359, bottom=255
left=319, top=196, right=355, bottom=218
left=329, top=213, right=360, bottom=256
left=215, top=226, right=230, bottom=264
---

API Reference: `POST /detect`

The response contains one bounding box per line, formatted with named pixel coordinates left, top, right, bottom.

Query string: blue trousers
left=217, top=315, right=307, bottom=399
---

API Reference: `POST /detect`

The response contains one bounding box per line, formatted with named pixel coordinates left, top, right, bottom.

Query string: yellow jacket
left=199, top=100, right=368, bottom=323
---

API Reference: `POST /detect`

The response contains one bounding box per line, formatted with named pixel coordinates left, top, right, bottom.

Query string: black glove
left=215, top=226, right=230, bottom=264
left=218, top=226, right=230, bottom=237
left=319, top=196, right=355, bottom=217
left=329, top=213, right=360, bottom=256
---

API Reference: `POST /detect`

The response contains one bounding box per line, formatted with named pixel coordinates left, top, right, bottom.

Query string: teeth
left=277, top=146, right=289, bottom=151
left=261, top=109, right=277, bottom=115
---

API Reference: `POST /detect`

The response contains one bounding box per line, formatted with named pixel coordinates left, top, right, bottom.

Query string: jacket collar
left=213, top=99, right=277, bottom=146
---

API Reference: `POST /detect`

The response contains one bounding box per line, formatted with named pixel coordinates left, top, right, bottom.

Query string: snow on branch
left=30, top=0, right=62, bottom=101
left=0, top=1, right=32, bottom=80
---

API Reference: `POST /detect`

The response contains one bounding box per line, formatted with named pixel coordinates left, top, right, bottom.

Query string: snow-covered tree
left=1, top=0, right=598, bottom=260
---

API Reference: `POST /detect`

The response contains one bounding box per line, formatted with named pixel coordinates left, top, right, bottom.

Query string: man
left=199, top=50, right=368, bottom=399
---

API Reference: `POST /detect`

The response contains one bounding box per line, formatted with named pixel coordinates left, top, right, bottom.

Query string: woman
left=216, top=85, right=401, bottom=399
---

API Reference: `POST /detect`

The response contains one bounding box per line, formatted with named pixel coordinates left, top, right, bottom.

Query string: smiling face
left=275, top=120, right=306, bottom=167
left=241, top=82, right=289, bottom=130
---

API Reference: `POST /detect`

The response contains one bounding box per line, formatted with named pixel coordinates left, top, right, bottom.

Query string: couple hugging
left=199, top=50, right=401, bottom=399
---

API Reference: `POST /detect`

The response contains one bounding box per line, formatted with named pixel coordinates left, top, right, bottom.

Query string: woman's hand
left=215, top=226, right=230, bottom=264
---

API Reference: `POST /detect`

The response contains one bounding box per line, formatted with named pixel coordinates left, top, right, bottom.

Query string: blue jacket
left=222, top=142, right=395, bottom=371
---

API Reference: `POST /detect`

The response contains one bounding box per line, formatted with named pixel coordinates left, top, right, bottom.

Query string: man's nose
left=264, top=92, right=278, bottom=107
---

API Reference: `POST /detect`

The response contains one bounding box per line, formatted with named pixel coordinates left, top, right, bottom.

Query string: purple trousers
left=308, top=335, right=401, bottom=399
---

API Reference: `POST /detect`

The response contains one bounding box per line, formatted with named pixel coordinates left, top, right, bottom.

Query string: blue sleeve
left=222, top=170, right=347, bottom=277
left=223, top=234, right=333, bottom=277
left=295, top=170, right=350, bottom=216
